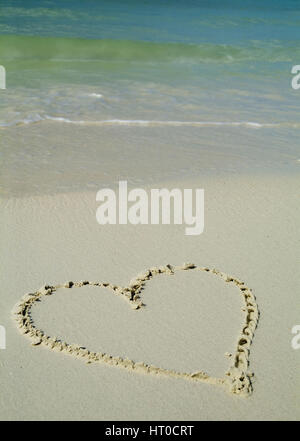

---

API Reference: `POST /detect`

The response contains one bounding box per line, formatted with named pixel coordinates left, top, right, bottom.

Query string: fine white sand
left=0, top=174, right=299, bottom=420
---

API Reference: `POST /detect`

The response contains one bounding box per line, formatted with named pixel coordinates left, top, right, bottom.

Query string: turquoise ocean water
left=0, top=1, right=299, bottom=194
left=1, top=0, right=300, bottom=125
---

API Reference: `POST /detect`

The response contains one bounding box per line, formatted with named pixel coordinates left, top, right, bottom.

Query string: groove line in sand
left=13, top=263, right=259, bottom=397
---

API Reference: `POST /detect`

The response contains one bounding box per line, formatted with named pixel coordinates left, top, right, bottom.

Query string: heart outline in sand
left=13, top=263, right=259, bottom=397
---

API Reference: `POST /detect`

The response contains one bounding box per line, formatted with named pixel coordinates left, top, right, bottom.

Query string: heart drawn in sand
left=13, top=263, right=259, bottom=397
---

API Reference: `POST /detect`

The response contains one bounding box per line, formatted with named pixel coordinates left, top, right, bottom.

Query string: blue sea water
left=0, top=0, right=300, bottom=126
left=1, top=0, right=300, bottom=43
left=0, top=1, right=299, bottom=195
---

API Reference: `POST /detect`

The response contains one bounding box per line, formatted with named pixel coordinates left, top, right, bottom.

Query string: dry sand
left=0, top=174, right=299, bottom=420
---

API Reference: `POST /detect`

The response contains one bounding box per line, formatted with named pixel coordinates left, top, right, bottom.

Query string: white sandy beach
left=0, top=173, right=299, bottom=420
